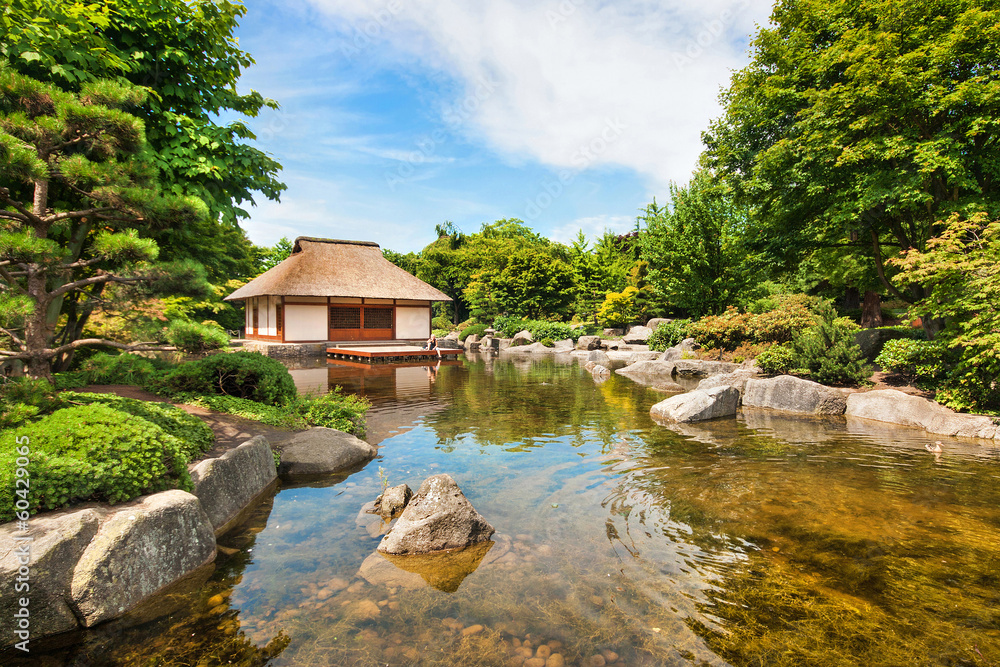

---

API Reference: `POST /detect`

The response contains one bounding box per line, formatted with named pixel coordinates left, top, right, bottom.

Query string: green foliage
left=892, top=213, right=1000, bottom=412
left=0, top=377, right=66, bottom=428
left=539, top=338, right=554, bottom=348
left=596, top=287, right=638, bottom=327
left=792, top=303, right=872, bottom=386
left=431, top=316, right=453, bottom=331
left=80, top=353, right=163, bottom=387
left=162, top=352, right=296, bottom=405
left=165, top=319, right=230, bottom=353
left=0, top=404, right=192, bottom=520
left=875, top=339, right=949, bottom=386
left=646, top=320, right=691, bottom=351
left=492, top=316, right=579, bottom=342
left=756, top=344, right=797, bottom=376
left=639, top=172, right=762, bottom=317
left=704, top=0, right=1000, bottom=305
left=64, top=392, right=214, bottom=459
left=177, top=393, right=300, bottom=428
left=254, top=237, right=293, bottom=275
left=459, top=323, right=488, bottom=341
left=302, top=388, right=371, bottom=438
left=688, top=295, right=820, bottom=351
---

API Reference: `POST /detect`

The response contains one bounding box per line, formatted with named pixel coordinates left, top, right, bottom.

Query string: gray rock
left=602, top=327, right=624, bottom=337
left=696, top=368, right=760, bottom=397
left=591, top=364, right=610, bottom=378
left=615, top=360, right=677, bottom=383
left=0, top=508, right=100, bottom=647
left=576, top=335, right=602, bottom=351
left=673, top=360, right=741, bottom=378
left=374, top=484, right=413, bottom=520
left=191, top=435, right=276, bottom=533
left=658, top=347, right=683, bottom=362
left=377, top=474, right=495, bottom=555
left=623, top=325, right=653, bottom=344
left=553, top=338, right=575, bottom=351
left=502, top=341, right=557, bottom=355
left=743, top=375, right=847, bottom=415
left=512, top=329, right=534, bottom=344
left=587, top=350, right=612, bottom=367
left=464, top=334, right=481, bottom=351
left=646, top=317, right=669, bottom=331
left=443, top=331, right=460, bottom=342
left=649, top=386, right=741, bottom=423
left=846, top=390, right=999, bottom=439
left=70, top=490, right=216, bottom=627
left=679, top=337, right=701, bottom=351
left=626, top=351, right=661, bottom=365
left=278, top=427, right=377, bottom=477
left=854, top=328, right=916, bottom=361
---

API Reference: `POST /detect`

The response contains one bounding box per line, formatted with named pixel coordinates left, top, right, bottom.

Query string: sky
left=232, top=0, right=775, bottom=253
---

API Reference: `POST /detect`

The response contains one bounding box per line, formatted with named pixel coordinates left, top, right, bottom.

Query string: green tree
left=639, top=172, right=758, bottom=317
left=255, top=236, right=293, bottom=275
left=892, top=213, right=1000, bottom=411
left=464, top=246, right=575, bottom=320
left=0, top=68, right=207, bottom=377
left=704, top=0, right=1000, bottom=337
left=1, top=0, right=283, bottom=279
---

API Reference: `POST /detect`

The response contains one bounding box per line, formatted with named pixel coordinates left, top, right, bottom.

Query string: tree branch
left=0, top=327, right=25, bottom=348
left=870, top=229, right=911, bottom=304
left=48, top=272, right=143, bottom=300
left=0, top=187, right=42, bottom=225
left=0, top=265, right=28, bottom=295
left=44, top=207, right=116, bottom=224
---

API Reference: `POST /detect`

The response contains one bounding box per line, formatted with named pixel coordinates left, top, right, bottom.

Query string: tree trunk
left=843, top=286, right=860, bottom=311
left=861, top=291, right=882, bottom=328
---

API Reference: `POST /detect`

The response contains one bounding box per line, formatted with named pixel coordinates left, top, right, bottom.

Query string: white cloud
left=549, top=214, right=636, bottom=246
left=300, top=0, right=772, bottom=189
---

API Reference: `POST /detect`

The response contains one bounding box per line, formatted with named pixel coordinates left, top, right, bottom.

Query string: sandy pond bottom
left=12, top=355, right=1000, bottom=667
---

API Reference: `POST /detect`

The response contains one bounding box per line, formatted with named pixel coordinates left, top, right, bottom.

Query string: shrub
left=161, top=352, right=296, bottom=405
left=166, top=319, right=230, bottom=353
left=176, top=394, right=301, bottom=428
left=748, top=294, right=821, bottom=343
left=0, top=377, right=66, bottom=429
left=431, top=316, right=452, bottom=331
left=492, top=314, right=526, bottom=338
left=0, top=404, right=192, bottom=521
left=756, top=344, right=797, bottom=375
left=875, top=339, right=949, bottom=385
left=80, top=352, right=162, bottom=387
left=687, top=307, right=752, bottom=350
left=64, top=392, right=215, bottom=459
left=459, top=323, right=488, bottom=341
left=302, top=388, right=370, bottom=437
left=646, top=319, right=690, bottom=351
left=540, top=337, right=554, bottom=347
left=792, top=303, right=872, bottom=386
left=596, top=287, right=638, bottom=327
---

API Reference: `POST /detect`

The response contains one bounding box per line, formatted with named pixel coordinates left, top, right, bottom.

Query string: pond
left=18, top=355, right=1000, bottom=666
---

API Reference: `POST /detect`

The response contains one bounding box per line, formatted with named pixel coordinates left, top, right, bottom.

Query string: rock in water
left=278, top=427, right=377, bottom=477
left=374, top=484, right=413, bottom=520
left=377, top=474, right=495, bottom=554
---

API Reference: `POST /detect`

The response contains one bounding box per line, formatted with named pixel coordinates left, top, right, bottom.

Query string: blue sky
left=233, top=0, right=774, bottom=253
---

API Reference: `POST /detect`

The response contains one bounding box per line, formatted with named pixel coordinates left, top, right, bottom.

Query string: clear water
left=16, top=355, right=1000, bottom=666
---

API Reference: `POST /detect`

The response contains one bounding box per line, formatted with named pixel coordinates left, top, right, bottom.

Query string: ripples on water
left=17, top=355, right=1000, bottom=666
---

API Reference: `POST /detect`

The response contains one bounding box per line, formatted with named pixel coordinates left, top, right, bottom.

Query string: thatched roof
left=225, top=237, right=451, bottom=302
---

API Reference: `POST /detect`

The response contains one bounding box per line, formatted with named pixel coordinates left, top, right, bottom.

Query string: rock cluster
left=377, top=474, right=495, bottom=555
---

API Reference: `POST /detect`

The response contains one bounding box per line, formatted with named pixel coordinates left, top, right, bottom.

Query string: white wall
left=285, top=304, right=328, bottom=341
left=396, top=307, right=430, bottom=339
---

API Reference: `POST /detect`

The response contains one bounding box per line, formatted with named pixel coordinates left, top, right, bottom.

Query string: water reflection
left=18, top=356, right=1000, bottom=666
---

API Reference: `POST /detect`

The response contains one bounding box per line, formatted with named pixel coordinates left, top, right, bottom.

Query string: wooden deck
left=326, top=344, right=463, bottom=363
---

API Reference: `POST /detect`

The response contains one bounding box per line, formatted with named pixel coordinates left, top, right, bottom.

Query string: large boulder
left=512, top=330, right=534, bottom=345
left=553, top=338, right=575, bottom=351
left=649, top=386, right=740, bottom=423
left=587, top=350, right=612, bottom=367
left=672, top=360, right=741, bottom=378
left=846, top=390, right=999, bottom=439
left=743, top=375, right=848, bottom=415
left=0, top=508, right=101, bottom=647
left=576, top=335, right=602, bottom=351
left=616, top=360, right=677, bottom=383
left=70, top=490, right=216, bottom=627
left=646, top=318, right=669, bottom=331
left=377, top=474, right=495, bottom=555
left=191, top=435, right=277, bottom=533
left=464, top=334, right=481, bottom=351
left=623, top=325, right=653, bottom=344
left=278, top=427, right=377, bottom=477
left=696, top=368, right=760, bottom=397
left=625, top=351, right=661, bottom=365
left=502, top=341, right=557, bottom=355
